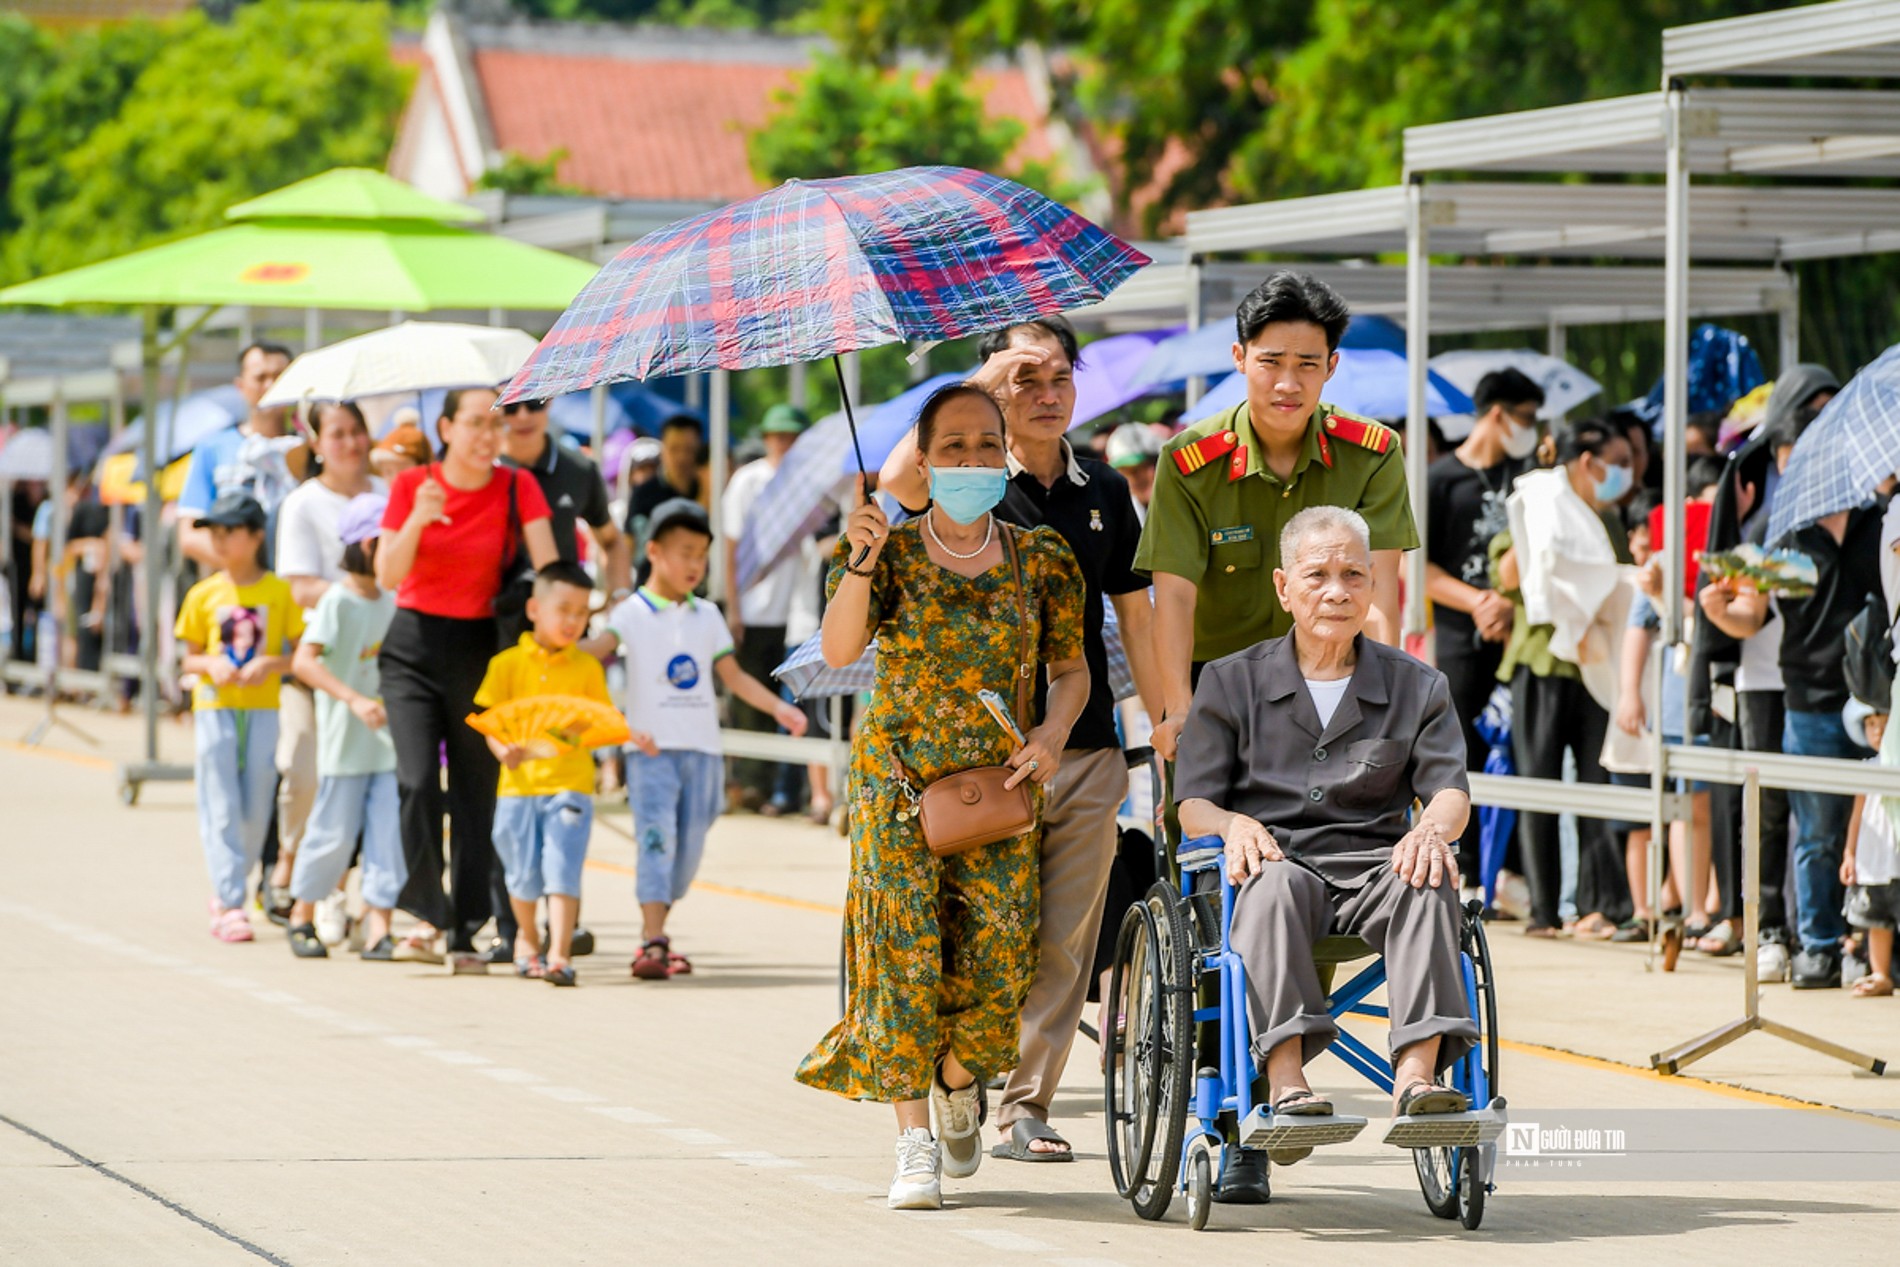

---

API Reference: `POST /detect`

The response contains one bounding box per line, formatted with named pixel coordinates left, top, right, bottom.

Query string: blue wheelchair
left=1103, top=824, right=1505, bottom=1231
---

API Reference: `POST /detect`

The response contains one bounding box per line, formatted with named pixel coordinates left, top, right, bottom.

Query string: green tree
left=477, top=147, right=578, bottom=195
left=3, top=0, right=411, bottom=285
left=814, top=0, right=1786, bottom=229
left=750, top=50, right=1038, bottom=186
left=0, top=16, right=52, bottom=241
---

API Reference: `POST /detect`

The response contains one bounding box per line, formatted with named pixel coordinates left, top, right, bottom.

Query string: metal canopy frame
left=1662, top=0, right=1900, bottom=80
left=0, top=367, right=130, bottom=748
left=1372, top=0, right=1898, bottom=1078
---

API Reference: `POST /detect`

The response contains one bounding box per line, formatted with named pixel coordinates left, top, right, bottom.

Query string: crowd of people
left=2, top=268, right=1894, bottom=1213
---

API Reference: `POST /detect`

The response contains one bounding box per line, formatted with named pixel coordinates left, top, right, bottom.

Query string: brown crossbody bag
left=890, top=524, right=1039, bottom=858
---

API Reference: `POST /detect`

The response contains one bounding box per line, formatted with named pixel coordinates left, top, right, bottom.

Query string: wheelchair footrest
left=1238, top=1107, right=1368, bottom=1150
left=1380, top=1100, right=1507, bottom=1150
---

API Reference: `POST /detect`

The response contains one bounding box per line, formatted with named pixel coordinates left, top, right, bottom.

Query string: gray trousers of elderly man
left=1228, top=860, right=1478, bottom=1072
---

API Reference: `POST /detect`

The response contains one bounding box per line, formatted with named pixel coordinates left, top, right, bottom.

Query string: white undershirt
left=1305, top=678, right=1352, bottom=728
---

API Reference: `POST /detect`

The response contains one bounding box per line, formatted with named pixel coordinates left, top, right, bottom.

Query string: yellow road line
left=0, top=740, right=117, bottom=772
left=1494, top=1035, right=1900, bottom=1128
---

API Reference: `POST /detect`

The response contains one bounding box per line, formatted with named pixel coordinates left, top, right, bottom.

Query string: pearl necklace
left=925, top=509, right=993, bottom=560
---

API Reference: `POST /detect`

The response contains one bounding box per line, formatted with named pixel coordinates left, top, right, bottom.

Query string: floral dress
left=796, top=519, right=1086, bottom=1103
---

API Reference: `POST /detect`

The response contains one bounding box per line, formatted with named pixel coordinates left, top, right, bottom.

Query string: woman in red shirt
left=378, top=388, right=558, bottom=964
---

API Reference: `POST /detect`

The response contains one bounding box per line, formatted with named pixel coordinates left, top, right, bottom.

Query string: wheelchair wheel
left=1185, top=1137, right=1214, bottom=1232
left=1466, top=904, right=1502, bottom=1102
left=1103, top=881, right=1194, bottom=1222
left=1414, top=1145, right=1485, bottom=1227
left=1415, top=1145, right=1460, bottom=1219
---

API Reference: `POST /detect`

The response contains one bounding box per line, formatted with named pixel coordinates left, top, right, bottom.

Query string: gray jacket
left=1176, top=633, right=1469, bottom=890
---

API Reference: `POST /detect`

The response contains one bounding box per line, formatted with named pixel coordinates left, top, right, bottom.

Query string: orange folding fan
left=465, top=695, right=632, bottom=760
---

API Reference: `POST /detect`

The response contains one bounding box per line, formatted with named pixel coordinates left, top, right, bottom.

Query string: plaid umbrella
left=1766, top=342, right=1900, bottom=544
left=776, top=600, right=1138, bottom=703
left=499, top=166, right=1149, bottom=401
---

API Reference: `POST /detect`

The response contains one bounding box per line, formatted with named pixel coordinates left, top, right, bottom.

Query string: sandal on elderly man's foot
left=991, top=1118, right=1072, bottom=1163
left=1395, top=1082, right=1470, bottom=1117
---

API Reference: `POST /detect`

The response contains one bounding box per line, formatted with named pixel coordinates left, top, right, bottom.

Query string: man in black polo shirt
left=880, top=316, right=1162, bottom=1162
left=1703, top=463, right=1884, bottom=989
left=624, top=414, right=704, bottom=546
left=499, top=396, right=632, bottom=645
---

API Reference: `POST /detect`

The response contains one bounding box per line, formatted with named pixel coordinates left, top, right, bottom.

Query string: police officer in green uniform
left=1137, top=271, right=1418, bottom=763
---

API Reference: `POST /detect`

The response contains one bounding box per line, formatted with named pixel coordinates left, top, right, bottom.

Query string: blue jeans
left=492, top=791, right=593, bottom=901
left=627, top=749, right=723, bottom=906
left=292, top=771, right=404, bottom=909
left=194, top=709, right=280, bottom=910
left=1782, top=709, right=1868, bottom=954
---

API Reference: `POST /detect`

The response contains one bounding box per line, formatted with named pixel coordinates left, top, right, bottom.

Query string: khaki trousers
left=997, top=747, right=1128, bottom=1128
left=275, top=679, right=318, bottom=855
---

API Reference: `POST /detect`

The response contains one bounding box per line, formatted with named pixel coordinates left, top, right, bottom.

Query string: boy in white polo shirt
left=609, top=499, right=807, bottom=979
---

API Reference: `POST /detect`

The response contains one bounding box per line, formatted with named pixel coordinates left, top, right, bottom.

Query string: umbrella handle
left=834, top=356, right=874, bottom=568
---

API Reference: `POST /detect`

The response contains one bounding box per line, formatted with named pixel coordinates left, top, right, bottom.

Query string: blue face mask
left=929, top=466, right=1009, bottom=524
left=1592, top=461, right=1633, bottom=504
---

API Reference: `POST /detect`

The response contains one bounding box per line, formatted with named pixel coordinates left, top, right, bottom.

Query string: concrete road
left=1, top=697, right=1896, bottom=1264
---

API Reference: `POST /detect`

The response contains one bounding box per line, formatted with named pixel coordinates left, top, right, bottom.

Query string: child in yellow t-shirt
left=173, top=493, right=304, bottom=943
left=475, top=562, right=649, bottom=987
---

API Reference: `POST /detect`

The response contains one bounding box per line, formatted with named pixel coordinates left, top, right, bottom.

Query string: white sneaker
left=314, top=892, right=351, bottom=947
left=1496, top=872, right=1531, bottom=922
left=1758, top=940, right=1791, bottom=984
left=888, top=1128, right=942, bottom=1210
left=932, top=1076, right=983, bottom=1179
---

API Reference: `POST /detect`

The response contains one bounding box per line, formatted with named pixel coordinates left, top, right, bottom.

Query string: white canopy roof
left=1183, top=181, right=1900, bottom=264
left=1663, top=0, right=1900, bottom=80
left=1404, top=88, right=1900, bottom=180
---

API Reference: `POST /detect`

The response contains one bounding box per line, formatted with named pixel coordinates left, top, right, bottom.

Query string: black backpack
left=1843, top=591, right=1896, bottom=714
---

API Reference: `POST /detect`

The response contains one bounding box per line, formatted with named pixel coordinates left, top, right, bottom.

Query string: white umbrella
left=1428, top=349, right=1601, bottom=441
left=262, top=321, right=541, bottom=408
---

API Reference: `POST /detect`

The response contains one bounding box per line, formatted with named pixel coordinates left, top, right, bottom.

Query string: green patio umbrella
left=0, top=170, right=595, bottom=311
left=0, top=167, right=600, bottom=797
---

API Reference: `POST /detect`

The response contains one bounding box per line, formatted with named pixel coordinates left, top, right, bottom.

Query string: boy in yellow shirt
left=174, top=493, right=304, bottom=943
left=476, top=562, right=649, bottom=986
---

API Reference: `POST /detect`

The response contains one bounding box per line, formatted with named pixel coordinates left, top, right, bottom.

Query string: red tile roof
left=472, top=49, right=1055, bottom=203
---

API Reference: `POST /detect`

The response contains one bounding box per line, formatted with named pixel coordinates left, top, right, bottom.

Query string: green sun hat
left=760, top=403, right=812, bottom=435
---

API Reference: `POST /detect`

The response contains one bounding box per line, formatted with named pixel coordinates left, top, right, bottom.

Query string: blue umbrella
left=1071, top=326, right=1183, bottom=425
left=547, top=381, right=700, bottom=441
left=106, top=384, right=249, bottom=468
left=1626, top=323, right=1765, bottom=427
left=1184, top=347, right=1473, bottom=423
left=0, top=424, right=114, bottom=481
left=1766, top=341, right=1900, bottom=544
left=1473, top=684, right=1517, bottom=910
left=1136, top=313, right=1408, bottom=387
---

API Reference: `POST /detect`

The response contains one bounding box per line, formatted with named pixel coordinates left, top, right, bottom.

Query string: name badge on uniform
left=1209, top=525, right=1254, bottom=546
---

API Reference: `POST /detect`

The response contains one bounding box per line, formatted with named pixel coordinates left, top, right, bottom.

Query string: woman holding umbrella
left=795, top=383, right=1090, bottom=1210
left=376, top=388, right=559, bottom=966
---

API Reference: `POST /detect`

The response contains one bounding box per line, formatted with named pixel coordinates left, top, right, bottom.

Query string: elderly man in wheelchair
left=1105, top=505, right=1502, bottom=1228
